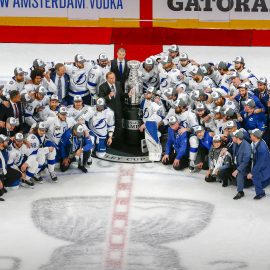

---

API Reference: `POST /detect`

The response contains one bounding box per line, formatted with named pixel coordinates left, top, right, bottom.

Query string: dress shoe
left=254, top=193, right=266, bottom=200
left=233, top=191, right=244, bottom=200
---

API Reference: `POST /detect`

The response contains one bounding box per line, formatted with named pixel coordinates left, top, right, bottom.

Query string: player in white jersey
left=186, top=66, right=215, bottom=94
left=151, top=44, right=180, bottom=66
left=24, top=86, right=49, bottom=128
left=7, top=133, right=38, bottom=187
left=217, top=61, right=234, bottom=95
left=201, top=63, right=222, bottom=87
left=233, top=56, right=258, bottom=87
left=65, top=54, right=94, bottom=105
left=39, top=94, right=60, bottom=120
left=158, top=56, right=182, bottom=93
left=84, top=98, right=115, bottom=158
left=87, top=53, right=110, bottom=105
left=190, top=89, right=215, bottom=112
left=177, top=53, right=194, bottom=77
left=43, top=107, right=76, bottom=161
left=211, top=91, right=239, bottom=113
left=138, top=58, right=159, bottom=93
left=26, top=122, right=57, bottom=183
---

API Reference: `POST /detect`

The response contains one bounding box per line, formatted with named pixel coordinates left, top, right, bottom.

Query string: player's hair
left=9, top=90, right=20, bottom=100
left=117, top=48, right=126, bottom=54
left=30, top=69, right=44, bottom=81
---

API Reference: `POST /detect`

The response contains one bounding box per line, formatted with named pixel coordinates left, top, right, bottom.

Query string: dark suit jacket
left=0, top=101, right=23, bottom=133
left=98, top=81, right=128, bottom=120
left=110, top=59, right=130, bottom=88
left=50, top=71, right=70, bottom=99
left=232, top=139, right=251, bottom=175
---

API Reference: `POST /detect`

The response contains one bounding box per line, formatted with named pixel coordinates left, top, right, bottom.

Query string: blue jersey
left=243, top=112, right=267, bottom=131
left=199, top=131, right=213, bottom=151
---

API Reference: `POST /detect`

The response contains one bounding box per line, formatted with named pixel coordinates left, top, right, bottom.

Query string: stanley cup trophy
left=122, top=60, right=143, bottom=150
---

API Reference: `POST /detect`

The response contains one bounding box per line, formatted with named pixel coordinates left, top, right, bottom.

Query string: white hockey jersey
left=177, top=62, right=194, bottom=77
left=141, top=99, right=165, bottom=123
left=65, top=62, right=94, bottom=97
left=159, top=67, right=182, bottom=92
left=67, top=104, right=91, bottom=122
left=238, top=68, right=258, bottom=87
left=138, top=64, right=159, bottom=92
left=87, top=64, right=110, bottom=96
left=188, top=76, right=215, bottom=93
left=26, top=133, right=49, bottom=157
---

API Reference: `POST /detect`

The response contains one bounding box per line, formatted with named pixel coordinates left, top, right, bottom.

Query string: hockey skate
left=21, top=178, right=35, bottom=188
left=33, top=173, right=44, bottom=184
left=189, top=160, right=200, bottom=173
left=49, top=171, right=58, bottom=182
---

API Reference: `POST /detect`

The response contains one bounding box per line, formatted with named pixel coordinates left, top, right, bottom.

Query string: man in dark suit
left=50, top=63, right=70, bottom=106
left=0, top=90, right=23, bottom=133
left=248, top=129, right=270, bottom=199
left=231, top=129, right=251, bottom=200
left=110, top=48, right=130, bottom=90
left=99, top=72, right=133, bottom=146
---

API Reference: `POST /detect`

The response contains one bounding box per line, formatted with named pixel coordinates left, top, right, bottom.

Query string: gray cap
left=191, top=89, right=204, bottom=101
left=163, top=87, right=174, bottom=97
left=195, top=103, right=206, bottom=111
left=7, top=117, right=19, bottom=126
left=168, top=116, right=178, bottom=125
left=230, top=71, right=240, bottom=78
left=218, top=61, right=228, bottom=70
left=257, top=77, right=267, bottom=85
left=98, top=53, right=108, bottom=61
left=233, top=56, right=245, bottom=64
left=146, top=86, right=155, bottom=93
left=231, top=129, right=244, bottom=139
left=213, top=106, right=222, bottom=114
left=212, top=91, right=222, bottom=101
left=14, top=133, right=24, bottom=142
left=0, top=134, right=9, bottom=143
left=14, top=67, right=27, bottom=76
left=190, top=66, right=205, bottom=76
left=96, top=97, right=106, bottom=107
left=144, top=57, right=154, bottom=66
left=50, top=94, right=59, bottom=101
left=33, top=58, right=46, bottom=68
left=59, top=106, right=68, bottom=115
left=36, top=85, right=46, bottom=96
left=194, top=125, right=204, bottom=133
left=249, top=128, right=263, bottom=139
left=36, top=122, right=46, bottom=130
left=75, top=54, right=86, bottom=63
left=237, top=83, right=248, bottom=89
left=168, top=44, right=179, bottom=52
left=73, top=124, right=84, bottom=137
left=226, top=120, right=237, bottom=129
left=179, top=52, right=188, bottom=60
left=161, top=55, right=173, bottom=65
left=244, top=98, right=256, bottom=108
left=213, top=135, right=222, bottom=142
left=74, top=95, right=83, bottom=102
left=174, top=98, right=186, bottom=108
left=222, top=107, right=235, bottom=117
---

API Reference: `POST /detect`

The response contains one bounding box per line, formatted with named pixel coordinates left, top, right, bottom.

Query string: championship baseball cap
left=74, top=124, right=84, bottom=137
left=231, top=129, right=244, bottom=139
left=190, top=89, right=204, bottom=101
left=218, top=61, right=228, bottom=70
left=36, top=86, right=46, bottom=96
left=7, top=117, right=19, bottom=126
left=190, top=66, right=204, bottom=76
left=195, top=103, right=206, bottom=111
left=160, top=56, right=173, bottom=65
left=168, top=116, right=178, bottom=125
left=36, top=122, right=46, bottom=131
left=59, top=106, right=68, bottom=115
left=230, top=71, right=240, bottom=78
left=249, top=128, right=263, bottom=139
left=244, top=98, right=256, bottom=108
left=33, top=58, right=46, bottom=68
left=177, top=83, right=187, bottom=92
left=0, top=134, right=9, bottom=143
left=237, top=83, right=248, bottom=89
left=146, top=86, right=155, bottom=93
left=168, top=44, right=179, bottom=52
left=222, top=107, right=235, bottom=117
left=211, top=91, right=222, bottom=101
left=257, top=77, right=268, bottom=85
left=163, top=87, right=174, bottom=97
left=75, top=54, right=86, bottom=63
left=21, top=93, right=34, bottom=103
left=14, top=67, right=27, bottom=76
left=96, top=97, right=105, bottom=108
left=179, top=52, right=188, bottom=61
left=144, top=58, right=154, bottom=66
left=98, top=53, right=108, bottom=61
left=213, top=135, right=222, bottom=142
left=226, top=120, right=237, bottom=129
left=14, top=133, right=24, bottom=142
left=233, top=56, right=245, bottom=64
left=194, top=125, right=204, bottom=133
left=174, top=98, right=186, bottom=108
left=50, top=94, right=59, bottom=101
left=213, top=106, right=222, bottom=114
left=74, top=95, right=82, bottom=102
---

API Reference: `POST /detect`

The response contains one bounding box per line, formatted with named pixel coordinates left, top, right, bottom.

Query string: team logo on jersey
left=74, top=73, right=87, bottom=86
left=94, top=118, right=107, bottom=130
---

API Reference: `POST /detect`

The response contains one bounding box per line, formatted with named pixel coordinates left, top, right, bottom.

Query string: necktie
left=14, top=103, right=19, bottom=118
left=119, top=62, right=123, bottom=78
left=58, top=77, right=62, bottom=101
left=111, top=84, right=115, bottom=92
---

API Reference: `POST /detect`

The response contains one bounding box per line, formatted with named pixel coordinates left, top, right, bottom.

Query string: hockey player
left=177, top=53, right=194, bottom=77
left=205, top=134, right=232, bottom=187
left=87, top=53, right=111, bottom=105
left=138, top=58, right=159, bottom=93
left=201, top=63, right=222, bottom=87
left=65, top=54, right=94, bottom=105
left=43, top=106, right=76, bottom=161
left=167, top=44, right=180, bottom=65
left=0, top=117, right=19, bottom=138
left=233, top=56, right=258, bottom=87
left=0, top=134, right=22, bottom=200
left=26, top=122, right=57, bottom=183
left=7, top=133, right=38, bottom=188
left=162, top=116, right=189, bottom=170
left=195, top=103, right=217, bottom=133
left=253, top=77, right=269, bottom=113
left=4, top=67, right=27, bottom=94
left=85, top=98, right=115, bottom=158
left=59, top=124, right=93, bottom=173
